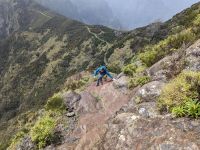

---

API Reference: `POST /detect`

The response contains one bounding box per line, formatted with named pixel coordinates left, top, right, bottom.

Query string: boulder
left=77, top=92, right=101, bottom=114
left=137, top=102, right=159, bottom=118
left=17, top=136, right=36, bottom=150
left=100, top=113, right=200, bottom=150
left=116, top=72, right=125, bottom=79
left=66, top=112, right=75, bottom=117
left=185, top=39, right=200, bottom=71
left=113, top=76, right=128, bottom=89
left=147, top=52, right=183, bottom=81
left=132, top=81, right=165, bottom=104
left=62, top=91, right=81, bottom=112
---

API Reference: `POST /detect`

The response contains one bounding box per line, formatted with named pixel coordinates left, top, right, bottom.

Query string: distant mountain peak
left=36, top=0, right=199, bottom=30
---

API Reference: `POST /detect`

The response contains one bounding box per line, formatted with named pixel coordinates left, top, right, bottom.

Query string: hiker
left=94, top=65, right=113, bottom=86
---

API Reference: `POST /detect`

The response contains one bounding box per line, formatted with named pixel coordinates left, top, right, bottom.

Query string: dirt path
left=38, top=11, right=52, bottom=18
left=31, top=9, right=52, bottom=19
left=86, top=26, right=108, bottom=44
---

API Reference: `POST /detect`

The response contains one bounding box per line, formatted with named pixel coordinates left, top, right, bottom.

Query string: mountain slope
left=0, top=0, right=56, bottom=39
left=0, top=0, right=121, bottom=148
left=0, top=0, right=121, bottom=119
left=36, top=0, right=122, bottom=29
left=1, top=1, right=200, bottom=149
left=36, top=0, right=199, bottom=30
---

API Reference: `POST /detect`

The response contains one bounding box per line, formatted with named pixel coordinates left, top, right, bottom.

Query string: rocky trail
left=53, top=40, right=200, bottom=150
left=56, top=77, right=131, bottom=150
left=17, top=40, right=200, bottom=150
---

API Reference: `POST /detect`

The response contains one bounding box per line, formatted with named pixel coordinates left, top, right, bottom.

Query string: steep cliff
left=1, top=1, right=200, bottom=149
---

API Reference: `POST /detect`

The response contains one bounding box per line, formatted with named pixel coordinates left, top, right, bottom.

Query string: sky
left=36, top=0, right=200, bottom=30
left=105, top=0, right=200, bottom=29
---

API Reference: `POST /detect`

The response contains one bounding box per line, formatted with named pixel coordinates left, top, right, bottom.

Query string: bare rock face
left=137, top=102, right=159, bottom=118
left=113, top=75, right=129, bottom=94
left=77, top=92, right=102, bottom=114
left=147, top=52, right=184, bottom=81
left=185, top=39, right=200, bottom=71
left=0, top=1, right=20, bottom=38
left=100, top=113, right=200, bottom=150
left=63, top=91, right=81, bottom=112
left=17, top=136, right=36, bottom=150
left=132, top=81, right=165, bottom=104
left=57, top=78, right=130, bottom=150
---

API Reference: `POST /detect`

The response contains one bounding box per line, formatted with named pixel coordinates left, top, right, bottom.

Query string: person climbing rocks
left=94, top=65, right=114, bottom=86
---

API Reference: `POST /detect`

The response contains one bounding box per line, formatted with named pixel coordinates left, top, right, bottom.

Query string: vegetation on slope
left=158, top=71, right=200, bottom=118
left=1, top=1, right=200, bottom=149
left=123, top=2, right=200, bottom=89
left=6, top=72, right=92, bottom=149
left=0, top=0, right=119, bottom=148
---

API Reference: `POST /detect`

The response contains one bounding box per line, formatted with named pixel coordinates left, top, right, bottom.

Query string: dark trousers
left=97, top=74, right=105, bottom=86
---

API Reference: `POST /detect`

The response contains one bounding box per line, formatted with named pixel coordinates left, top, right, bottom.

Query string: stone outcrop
left=132, top=81, right=165, bottom=104
left=147, top=51, right=184, bottom=81
left=57, top=76, right=130, bottom=150
left=185, top=39, right=200, bottom=71
left=100, top=113, right=200, bottom=150
left=17, top=40, right=200, bottom=150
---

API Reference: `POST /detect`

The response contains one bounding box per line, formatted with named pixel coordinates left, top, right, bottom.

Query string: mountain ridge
left=35, top=0, right=199, bottom=30
left=0, top=0, right=200, bottom=149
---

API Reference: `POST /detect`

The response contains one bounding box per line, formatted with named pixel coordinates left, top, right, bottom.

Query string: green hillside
left=0, top=0, right=200, bottom=149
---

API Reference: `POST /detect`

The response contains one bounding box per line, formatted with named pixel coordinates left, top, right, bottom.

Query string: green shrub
left=123, top=64, right=137, bottom=76
left=45, top=93, right=65, bottom=112
left=135, top=65, right=147, bottom=73
left=138, top=47, right=160, bottom=67
left=172, top=99, right=200, bottom=118
left=107, top=61, right=122, bottom=74
left=128, top=76, right=151, bottom=89
left=193, top=14, right=200, bottom=26
left=66, top=76, right=90, bottom=90
left=80, top=76, right=90, bottom=83
left=158, top=71, right=200, bottom=111
left=136, top=76, right=151, bottom=86
left=185, top=99, right=200, bottom=118
left=138, top=29, right=196, bottom=67
left=171, top=106, right=186, bottom=117
left=7, top=131, right=26, bottom=150
left=30, top=115, right=56, bottom=149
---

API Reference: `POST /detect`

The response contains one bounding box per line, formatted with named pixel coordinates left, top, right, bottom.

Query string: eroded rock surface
left=57, top=77, right=130, bottom=150
left=63, top=91, right=81, bottom=112
left=132, top=81, right=165, bottom=104
left=22, top=40, right=200, bottom=150
left=185, top=39, right=200, bottom=71
left=100, top=113, right=200, bottom=150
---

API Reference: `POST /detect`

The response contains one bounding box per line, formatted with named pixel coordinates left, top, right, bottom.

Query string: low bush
left=193, top=14, right=200, bottom=26
left=128, top=75, right=151, bottom=89
left=123, top=64, right=137, bottom=76
left=66, top=76, right=90, bottom=90
left=172, top=99, right=200, bottom=118
left=7, top=131, right=26, bottom=150
left=30, top=114, right=56, bottom=149
left=185, top=99, right=200, bottom=118
left=107, top=62, right=122, bottom=74
left=171, top=106, right=186, bottom=117
left=45, top=93, right=65, bottom=112
left=158, top=71, right=200, bottom=112
left=138, top=28, right=196, bottom=67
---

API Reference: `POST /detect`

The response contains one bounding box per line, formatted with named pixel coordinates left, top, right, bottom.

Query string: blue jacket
left=94, top=66, right=113, bottom=79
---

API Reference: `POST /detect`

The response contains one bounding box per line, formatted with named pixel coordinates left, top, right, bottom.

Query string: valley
left=0, top=0, right=200, bottom=149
